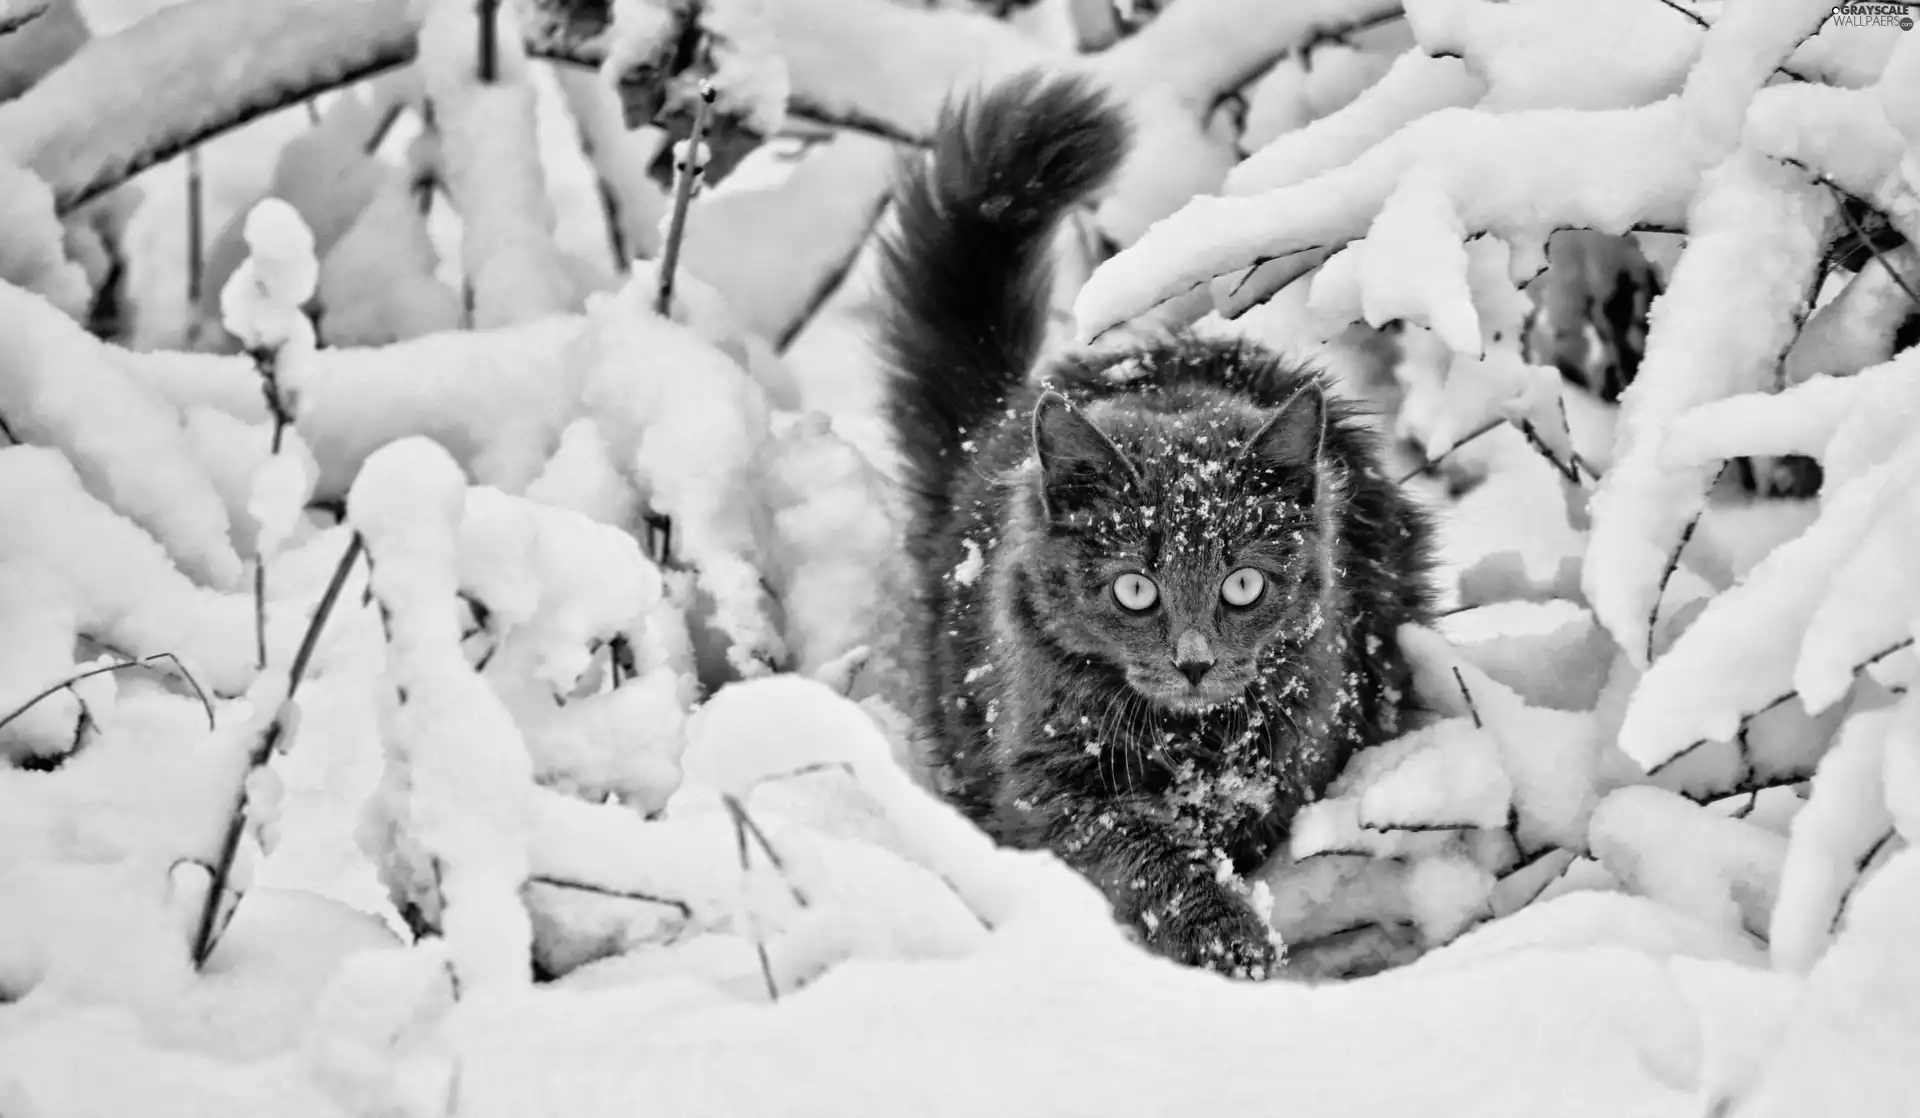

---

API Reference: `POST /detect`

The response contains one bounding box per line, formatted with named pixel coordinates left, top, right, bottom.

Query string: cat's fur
left=878, top=73, right=1437, bottom=977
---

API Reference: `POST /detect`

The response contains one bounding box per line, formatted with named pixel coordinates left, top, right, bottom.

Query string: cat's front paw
left=1142, top=886, right=1280, bottom=981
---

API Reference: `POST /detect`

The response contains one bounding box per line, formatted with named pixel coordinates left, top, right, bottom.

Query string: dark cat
left=877, top=72, right=1437, bottom=977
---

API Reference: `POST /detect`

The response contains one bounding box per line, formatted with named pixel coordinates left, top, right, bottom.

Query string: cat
left=877, top=72, right=1437, bottom=977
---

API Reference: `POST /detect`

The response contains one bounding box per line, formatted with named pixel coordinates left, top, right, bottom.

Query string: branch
left=1644, top=462, right=1729, bottom=664
left=192, top=531, right=365, bottom=965
left=0, top=652, right=215, bottom=737
left=1648, top=637, right=1915, bottom=776
left=655, top=82, right=715, bottom=317
left=1395, top=418, right=1503, bottom=484
left=526, top=873, right=691, bottom=918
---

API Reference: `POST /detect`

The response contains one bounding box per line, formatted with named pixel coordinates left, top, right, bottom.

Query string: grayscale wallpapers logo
left=1830, top=2, right=1916, bottom=29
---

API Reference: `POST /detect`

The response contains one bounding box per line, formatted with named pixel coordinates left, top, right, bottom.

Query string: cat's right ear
left=1032, top=390, right=1140, bottom=521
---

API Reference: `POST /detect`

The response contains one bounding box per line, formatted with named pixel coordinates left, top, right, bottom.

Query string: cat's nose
left=1173, top=630, right=1214, bottom=684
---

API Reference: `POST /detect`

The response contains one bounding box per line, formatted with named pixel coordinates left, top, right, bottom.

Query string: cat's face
left=1024, top=386, right=1329, bottom=714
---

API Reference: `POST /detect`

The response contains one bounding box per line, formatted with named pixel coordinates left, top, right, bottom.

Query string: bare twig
left=193, top=532, right=365, bottom=965
left=1395, top=418, right=1504, bottom=485
left=1830, top=829, right=1896, bottom=933
left=1645, top=462, right=1730, bottom=664
left=655, top=81, right=716, bottom=317
left=247, top=343, right=297, bottom=672
left=186, top=149, right=205, bottom=306
left=0, top=653, right=215, bottom=737
left=527, top=874, right=692, bottom=917
left=477, top=0, right=501, bottom=83
left=1450, top=667, right=1483, bottom=729
left=363, top=100, right=406, bottom=156
left=147, top=651, right=216, bottom=728
left=253, top=563, right=269, bottom=671
left=722, top=794, right=809, bottom=907
left=1830, top=183, right=1920, bottom=310
left=775, top=193, right=892, bottom=354
left=724, top=798, right=782, bottom=1001
left=1648, top=637, right=1916, bottom=776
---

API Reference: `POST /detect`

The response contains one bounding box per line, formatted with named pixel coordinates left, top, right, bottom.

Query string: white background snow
left=1, top=0, right=1918, bottom=1114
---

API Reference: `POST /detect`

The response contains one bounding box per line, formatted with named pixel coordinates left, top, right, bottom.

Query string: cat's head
left=1018, top=379, right=1334, bottom=714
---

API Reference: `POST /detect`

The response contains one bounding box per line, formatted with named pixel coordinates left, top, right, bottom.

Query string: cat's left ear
left=1032, top=390, right=1141, bottom=519
left=1239, top=379, right=1327, bottom=472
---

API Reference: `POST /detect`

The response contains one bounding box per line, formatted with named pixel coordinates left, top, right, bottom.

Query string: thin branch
left=655, top=81, right=716, bottom=317
left=775, top=193, right=892, bottom=354
left=146, top=651, right=216, bottom=728
left=1830, top=829, right=1896, bottom=933
left=186, top=148, right=205, bottom=306
left=0, top=653, right=213, bottom=736
left=477, top=0, right=500, bottom=83
left=526, top=874, right=692, bottom=918
left=726, top=799, right=782, bottom=1002
left=1299, top=6, right=1406, bottom=53
left=1450, top=667, right=1483, bottom=729
left=193, top=532, right=365, bottom=966
left=254, top=563, right=269, bottom=671
left=1394, top=418, right=1503, bottom=485
left=722, top=794, right=810, bottom=907
left=1649, top=637, right=1916, bottom=776
left=1830, top=183, right=1920, bottom=310
left=363, top=99, right=406, bottom=156
left=1645, top=462, right=1730, bottom=664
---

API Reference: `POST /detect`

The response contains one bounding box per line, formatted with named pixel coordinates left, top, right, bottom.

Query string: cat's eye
left=1111, top=572, right=1159, bottom=611
left=1221, top=567, right=1265, bottom=607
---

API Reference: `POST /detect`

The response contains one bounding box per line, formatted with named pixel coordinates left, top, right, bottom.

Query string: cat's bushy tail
left=878, top=71, right=1130, bottom=509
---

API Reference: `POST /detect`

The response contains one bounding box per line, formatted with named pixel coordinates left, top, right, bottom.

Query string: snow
left=1619, top=434, right=1920, bottom=770
left=417, top=0, right=579, bottom=329
left=1769, top=705, right=1895, bottom=975
left=1583, top=151, right=1834, bottom=668
left=0, top=158, right=89, bottom=316
left=0, top=281, right=243, bottom=589
left=0, top=444, right=256, bottom=693
left=1357, top=170, right=1479, bottom=354
left=1589, top=785, right=1785, bottom=941
left=1228, top=50, right=1483, bottom=196
left=0, top=0, right=418, bottom=211
left=1077, top=98, right=1703, bottom=340
left=4, top=0, right=1919, bottom=1112
left=350, top=437, right=535, bottom=993
left=1405, top=0, right=1704, bottom=112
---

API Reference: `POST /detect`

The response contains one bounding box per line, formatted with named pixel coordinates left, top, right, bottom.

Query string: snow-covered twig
left=191, top=531, right=365, bottom=965
left=2, top=0, right=418, bottom=214
left=1098, top=0, right=1402, bottom=110
left=656, top=83, right=715, bottom=317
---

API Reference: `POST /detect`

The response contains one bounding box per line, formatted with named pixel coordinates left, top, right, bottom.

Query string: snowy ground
left=2, top=0, right=1919, bottom=1115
